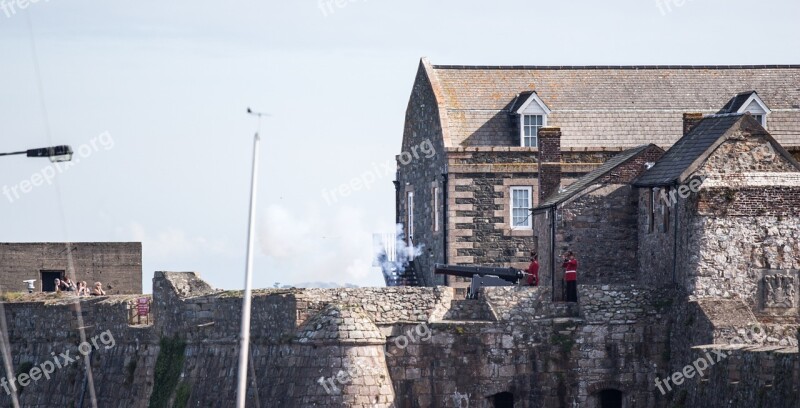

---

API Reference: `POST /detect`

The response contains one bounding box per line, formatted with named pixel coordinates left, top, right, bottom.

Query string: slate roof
left=422, top=59, right=800, bottom=148
left=633, top=114, right=747, bottom=187
left=719, top=91, right=758, bottom=114
left=536, top=144, right=656, bottom=210
left=509, top=91, right=535, bottom=113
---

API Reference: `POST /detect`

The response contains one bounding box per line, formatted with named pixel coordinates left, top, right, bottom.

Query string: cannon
left=434, top=264, right=527, bottom=298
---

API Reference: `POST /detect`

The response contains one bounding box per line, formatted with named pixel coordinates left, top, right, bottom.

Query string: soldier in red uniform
left=526, top=253, right=539, bottom=286
left=562, top=251, right=578, bottom=302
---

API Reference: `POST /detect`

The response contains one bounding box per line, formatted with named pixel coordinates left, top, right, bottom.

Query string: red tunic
left=527, top=261, right=539, bottom=286
left=563, top=259, right=578, bottom=282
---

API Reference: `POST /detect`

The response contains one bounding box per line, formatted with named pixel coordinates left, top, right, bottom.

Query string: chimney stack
left=538, top=127, right=562, bottom=202
left=683, top=113, right=704, bottom=136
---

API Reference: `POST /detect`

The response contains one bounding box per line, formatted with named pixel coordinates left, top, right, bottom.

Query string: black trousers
left=566, top=280, right=577, bottom=302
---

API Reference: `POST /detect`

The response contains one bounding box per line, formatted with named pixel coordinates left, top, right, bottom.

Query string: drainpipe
left=550, top=207, right=557, bottom=302
left=393, top=180, right=400, bottom=225
left=441, top=172, right=449, bottom=286
left=671, top=183, right=680, bottom=284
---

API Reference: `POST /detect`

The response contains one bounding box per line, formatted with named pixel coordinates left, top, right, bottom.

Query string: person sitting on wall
left=57, top=278, right=71, bottom=292
left=91, top=282, right=106, bottom=296
left=562, top=251, right=578, bottom=302
left=63, top=277, right=77, bottom=292
left=526, top=252, right=539, bottom=286
left=77, top=281, right=90, bottom=296
left=54, top=278, right=63, bottom=293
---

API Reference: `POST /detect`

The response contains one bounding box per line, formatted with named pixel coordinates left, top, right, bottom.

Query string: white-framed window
left=433, top=186, right=440, bottom=232
left=406, top=191, right=414, bottom=245
left=514, top=91, right=550, bottom=147
left=736, top=92, right=770, bottom=127
left=522, top=115, right=544, bottom=147
left=510, top=187, right=533, bottom=229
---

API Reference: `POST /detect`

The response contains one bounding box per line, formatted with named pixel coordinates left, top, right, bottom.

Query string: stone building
left=532, top=143, right=665, bottom=299
left=0, top=242, right=142, bottom=294
left=395, top=58, right=800, bottom=288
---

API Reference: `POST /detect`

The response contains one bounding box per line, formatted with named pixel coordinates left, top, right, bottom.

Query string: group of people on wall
left=53, top=277, right=107, bottom=296
left=525, top=250, right=578, bottom=302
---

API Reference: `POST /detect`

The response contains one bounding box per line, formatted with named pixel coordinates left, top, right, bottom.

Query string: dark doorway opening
left=599, top=389, right=623, bottom=408
left=40, top=270, right=65, bottom=292
left=491, top=392, right=514, bottom=408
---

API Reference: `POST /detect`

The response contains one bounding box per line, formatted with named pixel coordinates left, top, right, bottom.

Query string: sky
left=0, top=0, right=798, bottom=293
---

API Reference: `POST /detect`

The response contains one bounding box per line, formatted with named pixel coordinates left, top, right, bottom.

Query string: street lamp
left=0, top=145, right=73, bottom=162
left=236, top=107, right=269, bottom=408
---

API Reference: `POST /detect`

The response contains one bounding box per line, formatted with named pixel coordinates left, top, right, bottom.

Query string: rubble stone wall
left=0, top=242, right=142, bottom=294
left=0, top=272, right=796, bottom=408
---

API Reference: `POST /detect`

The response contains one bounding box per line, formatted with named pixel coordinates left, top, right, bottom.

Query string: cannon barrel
left=434, top=264, right=524, bottom=284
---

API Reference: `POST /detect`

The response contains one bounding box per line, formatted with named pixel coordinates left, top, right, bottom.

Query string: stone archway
left=490, top=391, right=514, bottom=408
left=597, top=389, right=623, bottom=408
left=587, top=382, right=626, bottom=408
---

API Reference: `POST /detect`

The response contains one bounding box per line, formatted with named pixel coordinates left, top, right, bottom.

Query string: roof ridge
left=431, top=65, right=800, bottom=70
left=704, top=112, right=746, bottom=119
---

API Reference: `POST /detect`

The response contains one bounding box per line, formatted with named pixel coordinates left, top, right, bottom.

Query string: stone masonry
left=0, top=242, right=142, bottom=294
left=0, top=271, right=795, bottom=407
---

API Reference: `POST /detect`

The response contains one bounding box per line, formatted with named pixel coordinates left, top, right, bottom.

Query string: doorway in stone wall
left=490, top=391, right=514, bottom=407
left=598, top=389, right=623, bottom=408
left=40, top=270, right=65, bottom=292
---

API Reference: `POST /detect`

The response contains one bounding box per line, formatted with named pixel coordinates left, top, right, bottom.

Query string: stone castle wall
left=0, top=272, right=796, bottom=407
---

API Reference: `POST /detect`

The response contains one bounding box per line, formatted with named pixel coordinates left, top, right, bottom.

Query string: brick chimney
left=538, top=127, right=562, bottom=202
left=683, top=113, right=704, bottom=136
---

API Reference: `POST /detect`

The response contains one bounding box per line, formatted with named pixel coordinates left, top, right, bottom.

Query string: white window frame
left=510, top=186, right=533, bottom=230
left=406, top=191, right=414, bottom=245
left=520, top=114, right=547, bottom=147
left=514, top=91, right=551, bottom=147
left=433, top=186, right=440, bottom=232
left=736, top=92, right=771, bottom=127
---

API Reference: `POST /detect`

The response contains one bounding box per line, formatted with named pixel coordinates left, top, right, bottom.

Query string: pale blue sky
left=1, top=0, right=798, bottom=292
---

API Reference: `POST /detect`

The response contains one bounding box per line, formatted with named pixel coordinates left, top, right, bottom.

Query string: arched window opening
left=598, top=388, right=623, bottom=408
left=491, top=391, right=514, bottom=408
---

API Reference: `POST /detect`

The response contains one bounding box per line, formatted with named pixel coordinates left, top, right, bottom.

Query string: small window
left=406, top=191, right=414, bottom=245
left=491, top=391, right=514, bottom=408
left=752, top=114, right=764, bottom=126
left=433, top=186, right=440, bottom=232
left=598, top=389, right=623, bottom=408
left=522, top=115, right=543, bottom=147
left=41, top=270, right=65, bottom=292
left=510, top=187, right=532, bottom=229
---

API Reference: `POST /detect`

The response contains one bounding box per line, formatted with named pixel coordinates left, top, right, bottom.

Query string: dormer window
left=512, top=91, right=551, bottom=147
left=523, top=115, right=543, bottom=147
left=722, top=91, right=771, bottom=127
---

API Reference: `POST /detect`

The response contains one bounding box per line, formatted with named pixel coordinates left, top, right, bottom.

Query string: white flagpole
left=236, top=127, right=261, bottom=407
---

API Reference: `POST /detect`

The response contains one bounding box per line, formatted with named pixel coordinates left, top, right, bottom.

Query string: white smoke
left=374, top=223, right=425, bottom=284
